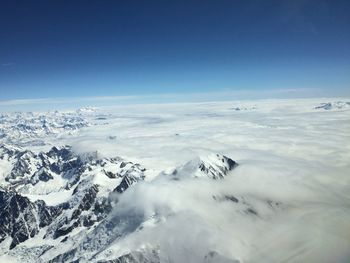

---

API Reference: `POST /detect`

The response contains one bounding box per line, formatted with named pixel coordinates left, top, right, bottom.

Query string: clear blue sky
left=0, top=0, right=349, bottom=101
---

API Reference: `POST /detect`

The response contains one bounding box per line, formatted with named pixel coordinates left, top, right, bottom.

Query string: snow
left=315, top=101, right=350, bottom=110
left=23, top=188, right=74, bottom=206
left=1, top=97, right=350, bottom=262
left=0, top=158, right=13, bottom=185
left=0, top=254, right=19, bottom=263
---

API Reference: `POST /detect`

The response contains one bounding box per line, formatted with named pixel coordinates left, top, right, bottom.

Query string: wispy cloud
left=1, top=62, right=15, bottom=67
left=0, top=87, right=345, bottom=112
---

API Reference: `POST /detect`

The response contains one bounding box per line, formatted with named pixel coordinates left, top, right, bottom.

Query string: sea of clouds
left=1, top=98, right=350, bottom=262
left=61, top=98, right=350, bottom=262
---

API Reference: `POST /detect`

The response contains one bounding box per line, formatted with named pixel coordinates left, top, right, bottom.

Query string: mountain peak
left=172, top=153, right=238, bottom=180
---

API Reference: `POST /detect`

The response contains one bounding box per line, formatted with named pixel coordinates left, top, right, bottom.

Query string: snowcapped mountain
left=170, top=153, right=238, bottom=179
left=0, top=110, right=90, bottom=147
left=0, top=143, right=242, bottom=262
left=0, top=144, right=146, bottom=255
left=0, top=189, right=61, bottom=250
left=1, top=99, right=349, bottom=263
left=314, top=101, right=350, bottom=110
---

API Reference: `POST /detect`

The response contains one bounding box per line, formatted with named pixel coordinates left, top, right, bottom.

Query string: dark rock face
left=37, top=170, right=54, bottom=182
left=114, top=174, right=145, bottom=193
left=315, top=101, right=350, bottom=110
left=8, top=150, right=36, bottom=182
left=0, top=143, right=243, bottom=262
left=0, top=144, right=146, bottom=251
left=71, top=185, right=99, bottom=220
left=0, top=190, right=61, bottom=249
left=2, top=145, right=81, bottom=188
left=213, top=195, right=239, bottom=203
left=172, top=153, right=238, bottom=180
left=198, top=154, right=238, bottom=179
left=1, top=145, right=145, bottom=193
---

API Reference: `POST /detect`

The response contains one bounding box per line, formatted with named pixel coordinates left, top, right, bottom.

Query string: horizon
left=0, top=89, right=349, bottom=112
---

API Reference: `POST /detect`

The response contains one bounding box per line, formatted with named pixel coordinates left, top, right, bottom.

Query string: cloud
left=92, top=148, right=350, bottom=262
left=1, top=98, right=350, bottom=262
left=0, top=87, right=333, bottom=111
left=67, top=98, right=350, bottom=262
left=1, top=62, right=15, bottom=67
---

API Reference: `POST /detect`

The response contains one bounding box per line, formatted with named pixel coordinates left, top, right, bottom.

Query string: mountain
left=314, top=101, right=350, bottom=110
left=171, top=153, right=238, bottom=179
left=0, top=144, right=242, bottom=262
left=0, top=110, right=90, bottom=147
left=0, top=189, right=61, bottom=249
left=0, top=145, right=145, bottom=252
left=1, top=99, right=348, bottom=262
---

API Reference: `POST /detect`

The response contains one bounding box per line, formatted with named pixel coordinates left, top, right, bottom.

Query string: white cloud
left=0, top=88, right=339, bottom=112
left=1, top=98, right=350, bottom=262
left=1, top=62, right=15, bottom=67
left=67, top=98, right=350, bottom=262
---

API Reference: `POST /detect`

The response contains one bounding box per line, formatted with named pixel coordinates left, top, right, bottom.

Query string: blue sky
left=1, top=0, right=350, bottom=101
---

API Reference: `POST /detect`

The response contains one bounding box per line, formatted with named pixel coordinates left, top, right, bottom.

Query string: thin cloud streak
left=1, top=62, right=15, bottom=67
left=0, top=88, right=327, bottom=107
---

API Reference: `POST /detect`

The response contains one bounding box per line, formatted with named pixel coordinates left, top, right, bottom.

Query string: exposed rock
left=315, top=101, right=350, bottom=110
left=174, top=153, right=238, bottom=180
left=0, top=144, right=146, bottom=250
left=0, top=189, right=61, bottom=249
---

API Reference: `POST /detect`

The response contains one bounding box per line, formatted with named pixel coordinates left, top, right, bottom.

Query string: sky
left=0, top=0, right=350, bottom=102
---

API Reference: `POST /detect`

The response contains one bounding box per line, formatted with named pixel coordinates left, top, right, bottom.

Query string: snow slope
left=0, top=98, right=349, bottom=262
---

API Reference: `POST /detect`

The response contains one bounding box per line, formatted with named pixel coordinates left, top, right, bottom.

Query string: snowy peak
left=173, top=153, right=238, bottom=179
left=315, top=101, right=350, bottom=110
left=198, top=153, right=238, bottom=179
left=76, top=106, right=98, bottom=114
